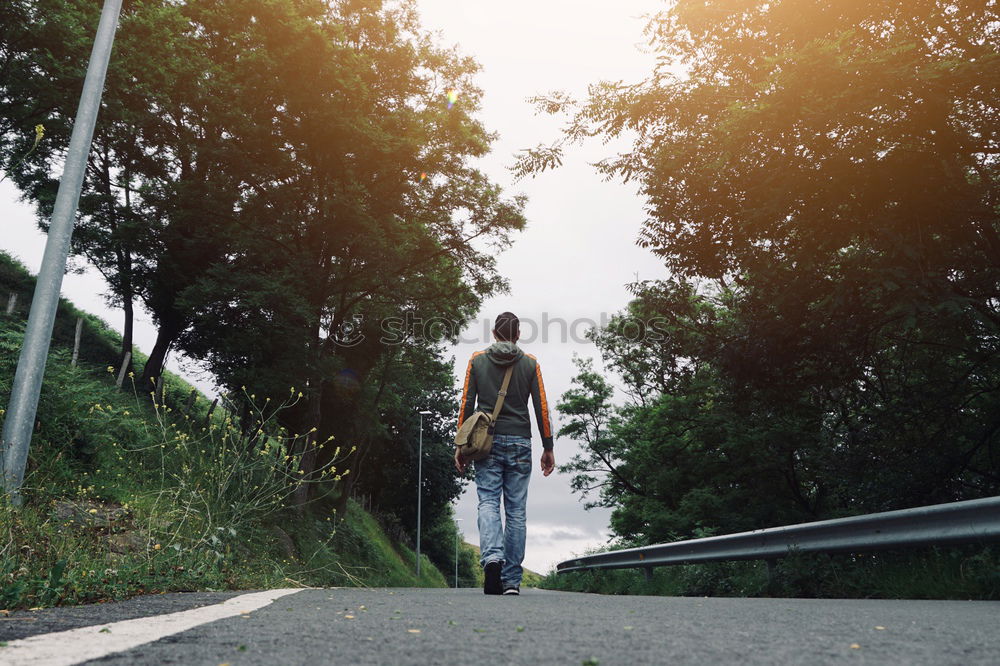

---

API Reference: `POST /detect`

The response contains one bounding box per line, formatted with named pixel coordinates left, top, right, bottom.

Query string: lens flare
left=446, top=88, right=459, bottom=109
left=420, top=172, right=428, bottom=181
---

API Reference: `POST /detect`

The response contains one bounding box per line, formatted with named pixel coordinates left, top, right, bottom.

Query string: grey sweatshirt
left=458, top=341, right=554, bottom=450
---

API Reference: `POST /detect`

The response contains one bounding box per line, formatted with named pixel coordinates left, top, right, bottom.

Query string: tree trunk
left=101, top=152, right=136, bottom=377
left=140, top=317, right=181, bottom=398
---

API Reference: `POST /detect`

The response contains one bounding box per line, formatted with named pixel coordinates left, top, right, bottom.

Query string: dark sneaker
left=483, top=561, right=502, bottom=595
left=502, top=584, right=520, bottom=596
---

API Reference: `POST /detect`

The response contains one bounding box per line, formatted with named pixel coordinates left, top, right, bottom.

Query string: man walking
left=455, top=312, right=555, bottom=595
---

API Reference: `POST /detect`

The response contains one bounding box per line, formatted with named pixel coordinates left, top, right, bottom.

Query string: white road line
left=0, top=588, right=304, bottom=666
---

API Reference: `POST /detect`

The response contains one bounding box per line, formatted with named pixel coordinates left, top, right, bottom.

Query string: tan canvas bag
left=454, top=366, right=514, bottom=462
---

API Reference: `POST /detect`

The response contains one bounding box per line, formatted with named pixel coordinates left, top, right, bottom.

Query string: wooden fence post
left=115, top=351, right=131, bottom=388
left=154, top=375, right=164, bottom=405
left=205, top=397, right=219, bottom=427
left=71, top=317, right=83, bottom=367
left=185, top=389, right=197, bottom=414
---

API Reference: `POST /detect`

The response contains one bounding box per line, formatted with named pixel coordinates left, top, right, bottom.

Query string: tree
left=519, top=0, right=1000, bottom=386
left=520, top=1, right=998, bottom=288
left=0, top=0, right=170, bottom=366
left=350, top=343, right=464, bottom=532
left=0, top=0, right=293, bottom=379
left=526, top=1, right=999, bottom=545
left=1, top=0, right=525, bottom=518
left=171, top=0, right=525, bottom=505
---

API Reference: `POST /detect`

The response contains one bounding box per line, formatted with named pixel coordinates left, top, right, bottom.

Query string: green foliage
left=540, top=546, right=1000, bottom=600
left=0, top=285, right=451, bottom=609
left=319, top=502, right=447, bottom=588
left=523, top=1, right=998, bottom=285
left=558, top=277, right=1000, bottom=551
left=0, top=0, right=526, bottom=520
left=0, top=495, right=449, bottom=609
left=541, top=556, right=766, bottom=598
left=1, top=0, right=506, bottom=588
left=351, top=346, right=467, bottom=548
left=415, top=508, right=479, bottom=588
left=0, top=251, right=120, bottom=369
left=533, top=1, right=1000, bottom=599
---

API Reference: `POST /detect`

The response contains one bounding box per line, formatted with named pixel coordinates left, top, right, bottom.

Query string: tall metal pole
left=415, top=409, right=432, bottom=579
left=454, top=517, right=463, bottom=588
left=1, top=0, right=124, bottom=503
left=416, top=412, right=424, bottom=578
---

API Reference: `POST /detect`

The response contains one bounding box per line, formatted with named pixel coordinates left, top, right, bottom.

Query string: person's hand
left=454, top=447, right=467, bottom=475
left=540, top=449, right=555, bottom=477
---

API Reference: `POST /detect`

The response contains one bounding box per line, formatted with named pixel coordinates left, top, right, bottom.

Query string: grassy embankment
left=0, top=251, right=450, bottom=609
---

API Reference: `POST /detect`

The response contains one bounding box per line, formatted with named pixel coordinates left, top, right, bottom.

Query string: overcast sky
left=0, top=0, right=670, bottom=574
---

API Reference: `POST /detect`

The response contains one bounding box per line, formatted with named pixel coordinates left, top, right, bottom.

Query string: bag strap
left=490, top=366, right=515, bottom=423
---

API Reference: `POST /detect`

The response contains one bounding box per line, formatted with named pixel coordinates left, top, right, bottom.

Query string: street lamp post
left=454, top=517, right=463, bottom=588
left=416, top=410, right=432, bottom=578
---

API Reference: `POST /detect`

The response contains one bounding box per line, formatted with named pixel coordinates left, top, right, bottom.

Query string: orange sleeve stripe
left=534, top=361, right=552, bottom=438
left=457, top=352, right=483, bottom=429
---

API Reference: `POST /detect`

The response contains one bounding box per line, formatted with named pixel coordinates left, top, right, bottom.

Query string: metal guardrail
left=556, top=496, right=1000, bottom=575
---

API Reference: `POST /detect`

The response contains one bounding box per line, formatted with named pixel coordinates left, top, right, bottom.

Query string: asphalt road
left=1, top=587, right=997, bottom=665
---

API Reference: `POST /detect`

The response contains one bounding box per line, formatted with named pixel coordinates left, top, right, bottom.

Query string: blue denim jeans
left=474, top=434, right=531, bottom=586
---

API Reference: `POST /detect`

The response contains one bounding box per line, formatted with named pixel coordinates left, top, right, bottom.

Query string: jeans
left=474, top=433, right=531, bottom=586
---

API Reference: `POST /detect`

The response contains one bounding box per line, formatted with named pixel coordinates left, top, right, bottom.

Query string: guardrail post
left=766, top=559, right=778, bottom=596
left=643, top=567, right=653, bottom=583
